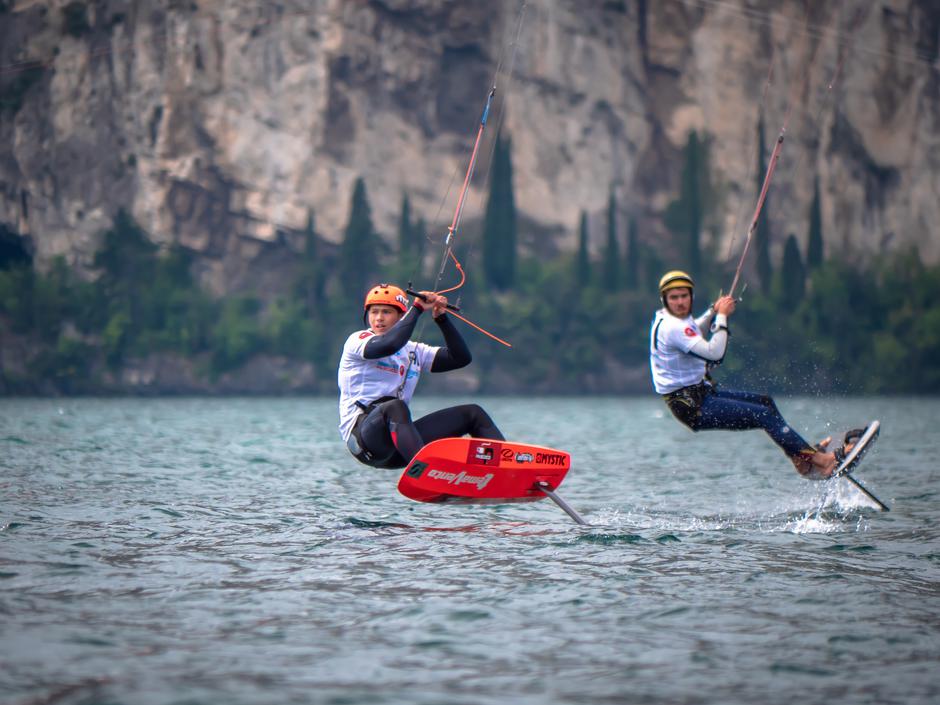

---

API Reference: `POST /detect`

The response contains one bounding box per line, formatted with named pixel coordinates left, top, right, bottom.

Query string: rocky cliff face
left=1, top=0, right=938, bottom=294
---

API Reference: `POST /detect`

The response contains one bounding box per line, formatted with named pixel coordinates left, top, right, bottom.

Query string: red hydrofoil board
left=398, top=438, right=571, bottom=504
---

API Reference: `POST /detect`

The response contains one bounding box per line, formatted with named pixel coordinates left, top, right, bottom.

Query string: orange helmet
left=363, top=283, right=409, bottom=323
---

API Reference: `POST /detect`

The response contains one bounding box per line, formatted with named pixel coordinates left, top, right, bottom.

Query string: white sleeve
left=687, top=314, right=729, bottom=361
left=414, top=342, right=440, bottom=369
left=694, top=307, right=715, bottom=330
left=343, top=330, right=374, bottom=360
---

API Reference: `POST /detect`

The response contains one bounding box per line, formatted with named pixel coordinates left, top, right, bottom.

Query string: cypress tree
left=644, top=244, right=664, bottom=297
left=339, top=177, right=377, bottom=298
left=682, top=132, right=702, bottom=276
left=576, top=210, right=590, bottom=287
left=397, top=193, right=414, bottom=269
left=603, top=191, right=620, bottom=289
left=95, top=210, right=157, bottom=328
left=95, top=210, right=157, bottom=290
left=396, top=193, right=425, bottom=284
left=755, top=117, right=773, bottom=293
left=781, top=233, right=805, bottom=303
left=625, top=215, right=639, bottom=290
left=663, top=131, right=707, bottom=276
left=297, top=210, right=323, bottom=313
left=482, top=132, right=517, bottom=290
left=412, top=215, right=427, bottom=283
left=92, top=210, right=160, bottom=362
left=806, top=176, right=823, bottom=269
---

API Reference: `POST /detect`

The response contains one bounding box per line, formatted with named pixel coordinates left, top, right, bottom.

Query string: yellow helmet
left=658, top=270, right=695, bottom=294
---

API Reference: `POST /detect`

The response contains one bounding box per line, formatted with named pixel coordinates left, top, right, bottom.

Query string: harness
left=345, top=395, right=400, bottom=463
left=663, top=381, right=713, bottom=429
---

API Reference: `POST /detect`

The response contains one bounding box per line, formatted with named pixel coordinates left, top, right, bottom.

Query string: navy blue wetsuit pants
left=680, top=388, right=813, bottom=458
left=355, top=400, right=504, bottom=469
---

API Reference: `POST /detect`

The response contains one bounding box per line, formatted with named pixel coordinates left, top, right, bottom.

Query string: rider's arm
left=362, top=307, right=423, bottom=359
left=687, top=313, right=729, bottom=362
left=430, top=314, right=471, bottom=372
left=694, top=306, right=715, bottom=330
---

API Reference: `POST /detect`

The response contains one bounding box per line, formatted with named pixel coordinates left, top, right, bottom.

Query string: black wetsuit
left=348, top=309, right=504, bottom=469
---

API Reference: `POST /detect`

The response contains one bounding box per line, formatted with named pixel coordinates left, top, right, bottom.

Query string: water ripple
left=1, top=396, right=938, bottom=705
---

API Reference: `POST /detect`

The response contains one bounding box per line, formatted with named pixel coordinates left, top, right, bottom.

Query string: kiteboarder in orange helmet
left=337, top=283, right=504, bottom=468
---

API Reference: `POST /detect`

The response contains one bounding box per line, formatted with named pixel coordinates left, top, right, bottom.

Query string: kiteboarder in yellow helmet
left=649, top=270, right=856, bottom=478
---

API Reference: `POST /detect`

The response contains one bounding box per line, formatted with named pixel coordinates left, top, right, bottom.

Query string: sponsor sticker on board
left=466, top=442, right=501, bottom=466
left=500, top=448, right=534, bottom=464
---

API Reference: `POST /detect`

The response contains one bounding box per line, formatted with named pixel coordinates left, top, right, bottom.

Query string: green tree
left=603, top=191, right=620, bottom=289
left=140, top=244, right=211, bottom=354
left=94, top=210, right=157, bottom=293
left=624, top=215, right=639, bottom=290
left=680, top=132, right=702, bottom=275
left=397, top=194, right=413, bottom=269
left=411, top=215, right=427, bottom=283
left=779, top=233, right=805, bottom=303
left=20, top=257, right=73, bottom=342
left=576, top=210, right=590, bottom=288
left=93, top=210, right=158, bottom=360
left=755, top=117, right=773, bottom=293
left=806, top=176, right=823, bottom=270
left=266, top=296, right=320, bottom=361
left=482, top=132, right=517, bottom=290
left=396, top=193, right=427, bottom=285
left=663, top=131, right=711, bottom=277
left=339, top=177, right=377, bottom=298
left=643, top=244, right=664, bottom=296
left=210, top=296, right=263, bottom=373
left=295, top=210, right=324, bottom=315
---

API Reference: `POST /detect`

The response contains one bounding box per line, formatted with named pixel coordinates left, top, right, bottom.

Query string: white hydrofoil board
left=831, top=420, right=880, bottom=480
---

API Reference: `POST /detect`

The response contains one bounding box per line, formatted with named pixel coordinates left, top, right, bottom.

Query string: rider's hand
left=715, top=295, right=736, bottom=316
left=415, top=291, right=447, bottom=317
left=429, top=292, right=448, bottom=318
left=413, top=291, right=433, bottom=311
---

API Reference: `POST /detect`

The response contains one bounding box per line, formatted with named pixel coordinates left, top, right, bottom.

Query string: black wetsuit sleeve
left=362, top=307, right=423, bottom=359
left=430, top=314, right=472, bottom=372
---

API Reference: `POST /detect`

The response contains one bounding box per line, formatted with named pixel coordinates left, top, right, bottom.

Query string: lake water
left=2, top=396, right=938, bottom=705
